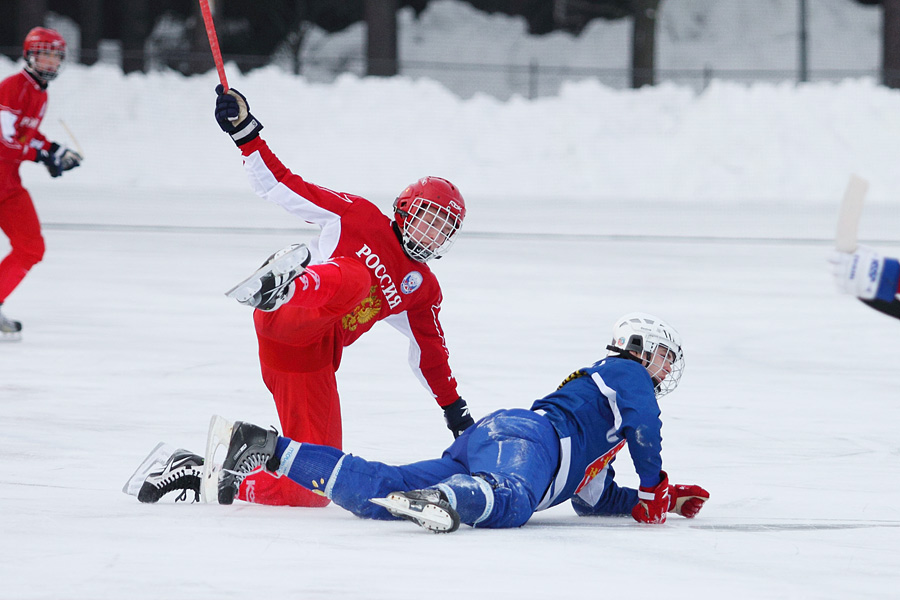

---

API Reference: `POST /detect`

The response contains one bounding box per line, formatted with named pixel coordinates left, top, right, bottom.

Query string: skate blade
left=0, top=331, right=22, bottom=342
left=122, top=442, right=177, bottom=497
left=201, top=414, right=234, bottom=504
left=224, top=245, right=309, bottom=300
left=369, top=497, right=459, bottom=533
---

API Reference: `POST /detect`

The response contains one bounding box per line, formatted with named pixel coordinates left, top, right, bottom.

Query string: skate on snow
left=0, top=306, right=22, bottom=342
left=370, top=488, right=461, bottom=533
left=123, top=442, right=203, bottom=503
left=225, top=243, right=311, bottom=311
left=201, top=415, right=279, bottom=504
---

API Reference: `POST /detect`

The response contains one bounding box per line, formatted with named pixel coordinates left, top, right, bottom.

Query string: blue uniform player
left=130, top=312, right=709, bottom=531
left=188, top=311, right=708, bottom=532
left=830, top=246, right=900, bottom=321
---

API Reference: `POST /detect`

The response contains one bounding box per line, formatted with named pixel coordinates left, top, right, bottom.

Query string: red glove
left=631, top=471, right=670, bottom=524
left=668, top=483, right=709, bottom=518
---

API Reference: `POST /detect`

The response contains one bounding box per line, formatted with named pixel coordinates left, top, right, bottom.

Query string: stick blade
left=835, top=174, right=869, bottom=252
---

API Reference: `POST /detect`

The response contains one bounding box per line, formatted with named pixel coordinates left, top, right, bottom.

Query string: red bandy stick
left=198, top=0, right=228, bottom=90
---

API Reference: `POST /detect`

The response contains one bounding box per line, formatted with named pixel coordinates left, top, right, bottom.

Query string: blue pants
left=325, top=408, right=560, bottom=528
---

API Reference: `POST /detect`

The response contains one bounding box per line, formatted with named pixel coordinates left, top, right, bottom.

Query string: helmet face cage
left=393, top=177, right=465, bottom=263
left=609, top=313, right=684, bottom=398
left=398, top=196, right=463, bottom=262
left=23, top=29, right=66, bottom=81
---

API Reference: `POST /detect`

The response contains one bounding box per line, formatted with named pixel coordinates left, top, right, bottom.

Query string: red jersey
left=0, top=70, right=50, bottom=166
left=239, top=136, right=460, bottom=407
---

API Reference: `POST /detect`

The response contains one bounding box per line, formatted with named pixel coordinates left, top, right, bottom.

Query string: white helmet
left=608, top=312, right=684, bottom=398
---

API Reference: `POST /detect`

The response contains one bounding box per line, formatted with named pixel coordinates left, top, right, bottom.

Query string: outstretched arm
left=830, top=246, right=900, bottom=312
left=383, top=306, right=471, bottom=438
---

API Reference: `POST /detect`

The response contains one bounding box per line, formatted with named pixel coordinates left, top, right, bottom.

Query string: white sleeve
left=1, top=109, right=19, bottom=145
left=383, top=312, right=436, bottom=397
left=242, top=149, right=342, bottom=260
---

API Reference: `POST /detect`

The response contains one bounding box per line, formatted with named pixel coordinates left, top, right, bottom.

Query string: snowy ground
left=2, top=2, right=900, bottom=596
left=2, top=184, right=899, bottom=599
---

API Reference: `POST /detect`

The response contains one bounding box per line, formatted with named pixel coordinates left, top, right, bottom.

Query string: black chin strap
left=607, top=344, right=663, bottom=394
left=606, top=345, right=644, bottom=365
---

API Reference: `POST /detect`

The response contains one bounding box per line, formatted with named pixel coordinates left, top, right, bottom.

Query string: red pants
left=0, top=164, right=45, bottom=304
left=237, top=257, right=370, bottom=506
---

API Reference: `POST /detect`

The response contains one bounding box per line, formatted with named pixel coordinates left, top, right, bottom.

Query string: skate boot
left=225, top=243, right=311, bottom=311
left=218, top=421, right=280, bottom=505
left=137, top=450, right=204, bottom=503
left=0, top=304, right=22, bottom=341
left=370, top=488, right=461, bottom=533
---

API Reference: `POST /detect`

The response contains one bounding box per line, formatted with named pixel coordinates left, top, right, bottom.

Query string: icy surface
left=1, top=1, right=899, bottom=598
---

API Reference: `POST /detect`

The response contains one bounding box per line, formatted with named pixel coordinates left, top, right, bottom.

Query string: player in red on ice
left=209, top=85, right=473, bottom=507
left=0, top=27, right=82, bottom=340
left=830, top=246, right=900, bottom=320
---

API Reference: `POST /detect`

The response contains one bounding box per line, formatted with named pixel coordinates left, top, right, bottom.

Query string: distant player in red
left=0, top=27, right=82, bottom=339
left=213, top=85, right=474, bottom=506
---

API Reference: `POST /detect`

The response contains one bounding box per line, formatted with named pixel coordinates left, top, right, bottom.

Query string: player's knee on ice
left=439, top=472, right=538, bottom=528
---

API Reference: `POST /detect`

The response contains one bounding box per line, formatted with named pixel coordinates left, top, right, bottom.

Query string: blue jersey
left=530, top=356, right=663, bottom=516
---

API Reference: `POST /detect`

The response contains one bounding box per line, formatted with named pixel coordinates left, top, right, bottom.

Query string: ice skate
left=0, top=306, right=22, bottom=342
left=135, top=449, right=204, bottom=503
left=225, top=243, right=311, bottom=311
left=202, top=415, right=279, bottom=505
left=370, top=488, right=461, bottom=533
left=123, top=442, right=177, bottom=497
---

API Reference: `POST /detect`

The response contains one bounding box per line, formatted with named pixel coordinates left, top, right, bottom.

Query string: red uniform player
left=0, top=27, right=82, bottom=339
left=213, top=86, right=474, bottom=506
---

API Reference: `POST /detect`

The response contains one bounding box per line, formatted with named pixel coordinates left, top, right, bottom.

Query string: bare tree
left=121, top=0, right=149, bottom=73
left=631, top=0, right=660, bottom=88
left=17, top=0, right=48, bottom=42
left=884, top=0, right=900, bottom=88
left=189, top=0, right=217, bottom=76
left=365, top=0, right=399, bottom=77
left=80, top=0, right=103, bottom=66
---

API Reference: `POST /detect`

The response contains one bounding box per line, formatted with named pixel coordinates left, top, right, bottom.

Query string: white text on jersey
left=356, top=244, right=402, bottom=309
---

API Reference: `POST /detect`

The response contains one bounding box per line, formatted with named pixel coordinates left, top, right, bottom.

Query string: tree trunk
left=365, top=0, right=398, bottom=77
left=883, top=0, right=900, bottom=88
left=287, top=0, right=309, bottom=76
left=17, top=0, right=48, bottom=43
left=121, top=0, right=148, bottom=73
left=80, top=0, right=104, bottom=66
left=798, top=0, right=808, bottom=83
left=631, top=0, right=660, bottom=88
left=190, top=0, right=217, bottom=76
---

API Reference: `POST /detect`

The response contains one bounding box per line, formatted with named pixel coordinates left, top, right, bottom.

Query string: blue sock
left=273, top=439, right=344, bottom=497
left=274, top=437, right=291, bottom=459
left=436, top=473, right=495, bottom=526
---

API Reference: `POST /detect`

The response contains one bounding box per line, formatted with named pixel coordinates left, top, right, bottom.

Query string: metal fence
left=1, top=45, right=884, bottom=99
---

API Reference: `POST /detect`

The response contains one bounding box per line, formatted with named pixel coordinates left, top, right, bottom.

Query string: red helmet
left=393, top=176, right=466, bottom=262
left=23, top=27, right=67, bottom=82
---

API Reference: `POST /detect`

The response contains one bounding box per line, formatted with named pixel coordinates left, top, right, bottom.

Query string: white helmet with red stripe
left=393, top=176, right=466, bottom=262
left=23, top=27, right=67, bottom=82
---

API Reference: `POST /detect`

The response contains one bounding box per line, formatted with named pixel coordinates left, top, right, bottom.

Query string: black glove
left=215, top=84, right=263, bottom=146
left=35, top=143, right=82, bottom=178
left=443, top=397, right=474, bottom=438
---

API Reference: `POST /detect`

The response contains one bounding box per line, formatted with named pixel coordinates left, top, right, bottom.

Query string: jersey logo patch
left=401, top=271, right=423, bottom=294
left=342, top=286, right=382, bottom=331
left=574, top=439, right=626, bottom=494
